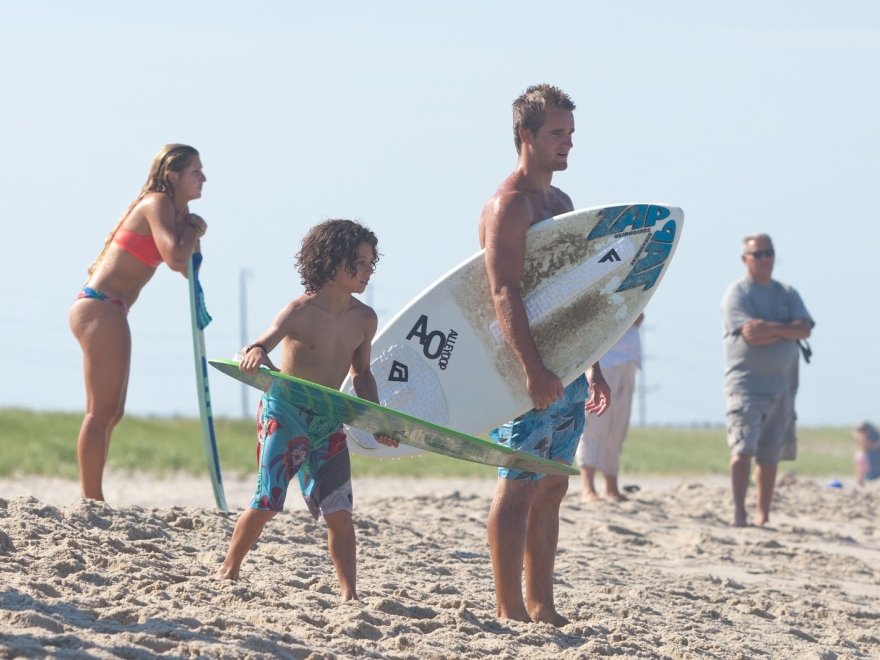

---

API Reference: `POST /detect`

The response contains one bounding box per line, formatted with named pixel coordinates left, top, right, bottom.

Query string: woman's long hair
left=86, top=144, right=199, bottom=275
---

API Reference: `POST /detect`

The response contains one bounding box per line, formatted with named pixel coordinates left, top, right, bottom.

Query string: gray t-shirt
left=721, top=278, right=813, bottom=396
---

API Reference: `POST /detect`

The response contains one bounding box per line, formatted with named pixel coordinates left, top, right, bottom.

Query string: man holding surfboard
left=479, top=84, right=610, bottom=626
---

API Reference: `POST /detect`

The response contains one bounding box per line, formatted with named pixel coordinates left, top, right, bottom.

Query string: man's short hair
left=512, top=84, right=575, bottom=154
left=742, top=233, right=773, bottom=254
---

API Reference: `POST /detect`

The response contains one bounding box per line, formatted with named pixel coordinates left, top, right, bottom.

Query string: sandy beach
left=1, top=472, right=878, bottom=658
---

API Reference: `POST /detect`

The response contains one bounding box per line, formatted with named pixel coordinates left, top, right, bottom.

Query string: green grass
left=619, top=425, right=855, bottom=477
left=0, top=408, right=857, bottom=480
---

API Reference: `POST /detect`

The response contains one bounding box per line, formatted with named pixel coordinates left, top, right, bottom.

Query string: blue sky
left=1, top=1, right=877, bottom=426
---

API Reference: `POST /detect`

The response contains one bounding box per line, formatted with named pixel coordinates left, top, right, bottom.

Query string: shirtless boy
left=217, top=219, right=396, bottom=600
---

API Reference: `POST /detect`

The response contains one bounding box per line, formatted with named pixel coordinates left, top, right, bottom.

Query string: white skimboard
left=345, top=203, right=683, bottom=458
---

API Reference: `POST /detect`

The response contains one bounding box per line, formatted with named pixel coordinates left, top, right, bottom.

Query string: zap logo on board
left=405, top=314, right=458, bottom=370
left=587, top=204, right=677, bottom=292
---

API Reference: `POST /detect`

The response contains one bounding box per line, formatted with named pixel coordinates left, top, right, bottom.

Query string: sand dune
left=1, top=474, right=878, bottom=658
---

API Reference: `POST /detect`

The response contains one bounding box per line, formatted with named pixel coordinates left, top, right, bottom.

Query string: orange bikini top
left=114, top=228, right=163, bottom=268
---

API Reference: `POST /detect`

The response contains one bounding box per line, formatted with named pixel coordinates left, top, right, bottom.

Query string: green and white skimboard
left=209, top=358, right=577, bottom=477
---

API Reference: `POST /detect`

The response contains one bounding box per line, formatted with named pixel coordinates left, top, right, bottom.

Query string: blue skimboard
left=188, top=253, right=228, bottom=510
left=209, top=358, right=577, bottom=477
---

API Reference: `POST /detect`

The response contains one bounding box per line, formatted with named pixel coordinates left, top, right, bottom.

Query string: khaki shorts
left=725, top=391, right=795, bottom=464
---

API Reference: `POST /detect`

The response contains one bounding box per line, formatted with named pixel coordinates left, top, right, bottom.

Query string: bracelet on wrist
left=244, top=343, right=267, bottom=354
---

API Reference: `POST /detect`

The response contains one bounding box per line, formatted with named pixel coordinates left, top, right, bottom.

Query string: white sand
left=1, top=473, right=878, bottom=658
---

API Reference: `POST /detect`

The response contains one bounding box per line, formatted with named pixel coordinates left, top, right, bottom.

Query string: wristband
left=244, top=343, right=267, bottom=354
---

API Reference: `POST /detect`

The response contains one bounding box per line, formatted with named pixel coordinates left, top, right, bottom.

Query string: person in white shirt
left=576, top=313, right=643, bottom=502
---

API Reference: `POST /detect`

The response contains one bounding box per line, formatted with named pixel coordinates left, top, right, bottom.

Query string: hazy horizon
left=2, top=1, right=877, bottom=428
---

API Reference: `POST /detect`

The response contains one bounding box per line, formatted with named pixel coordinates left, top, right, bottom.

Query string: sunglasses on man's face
left=747, top=249, right=775, bottom=259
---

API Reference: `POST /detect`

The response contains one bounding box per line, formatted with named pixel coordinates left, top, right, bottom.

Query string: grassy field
left=0, top=408, right=856, bottom=480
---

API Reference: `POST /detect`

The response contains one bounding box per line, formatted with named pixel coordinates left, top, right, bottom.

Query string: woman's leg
left=69, top=300, right=131, bottom=500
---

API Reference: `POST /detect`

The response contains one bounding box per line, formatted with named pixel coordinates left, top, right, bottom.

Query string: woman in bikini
left=69, top=144, right=208, bottom=501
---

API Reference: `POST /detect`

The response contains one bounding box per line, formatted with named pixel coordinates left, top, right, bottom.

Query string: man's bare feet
left=581, top=490, right=602, bottom=503
left=607, top=491, right=629, bottom=503
left=530, top=607, right=570, bottom=627
left=732, top=510, right=748, bottom=527
left=497, top=607, right=532, bottom=623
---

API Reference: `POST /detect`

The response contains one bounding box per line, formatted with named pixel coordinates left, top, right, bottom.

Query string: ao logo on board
left=406, top=314, right=459, bottom=370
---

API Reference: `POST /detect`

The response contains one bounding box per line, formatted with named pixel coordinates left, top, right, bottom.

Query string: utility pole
left=365, top=284, right=388, bottom=329
left=239, top=268, right=252, bottom=418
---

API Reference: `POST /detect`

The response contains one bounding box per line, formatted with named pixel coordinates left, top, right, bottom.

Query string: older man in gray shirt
left=721, top=233, right=813, bottom=527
